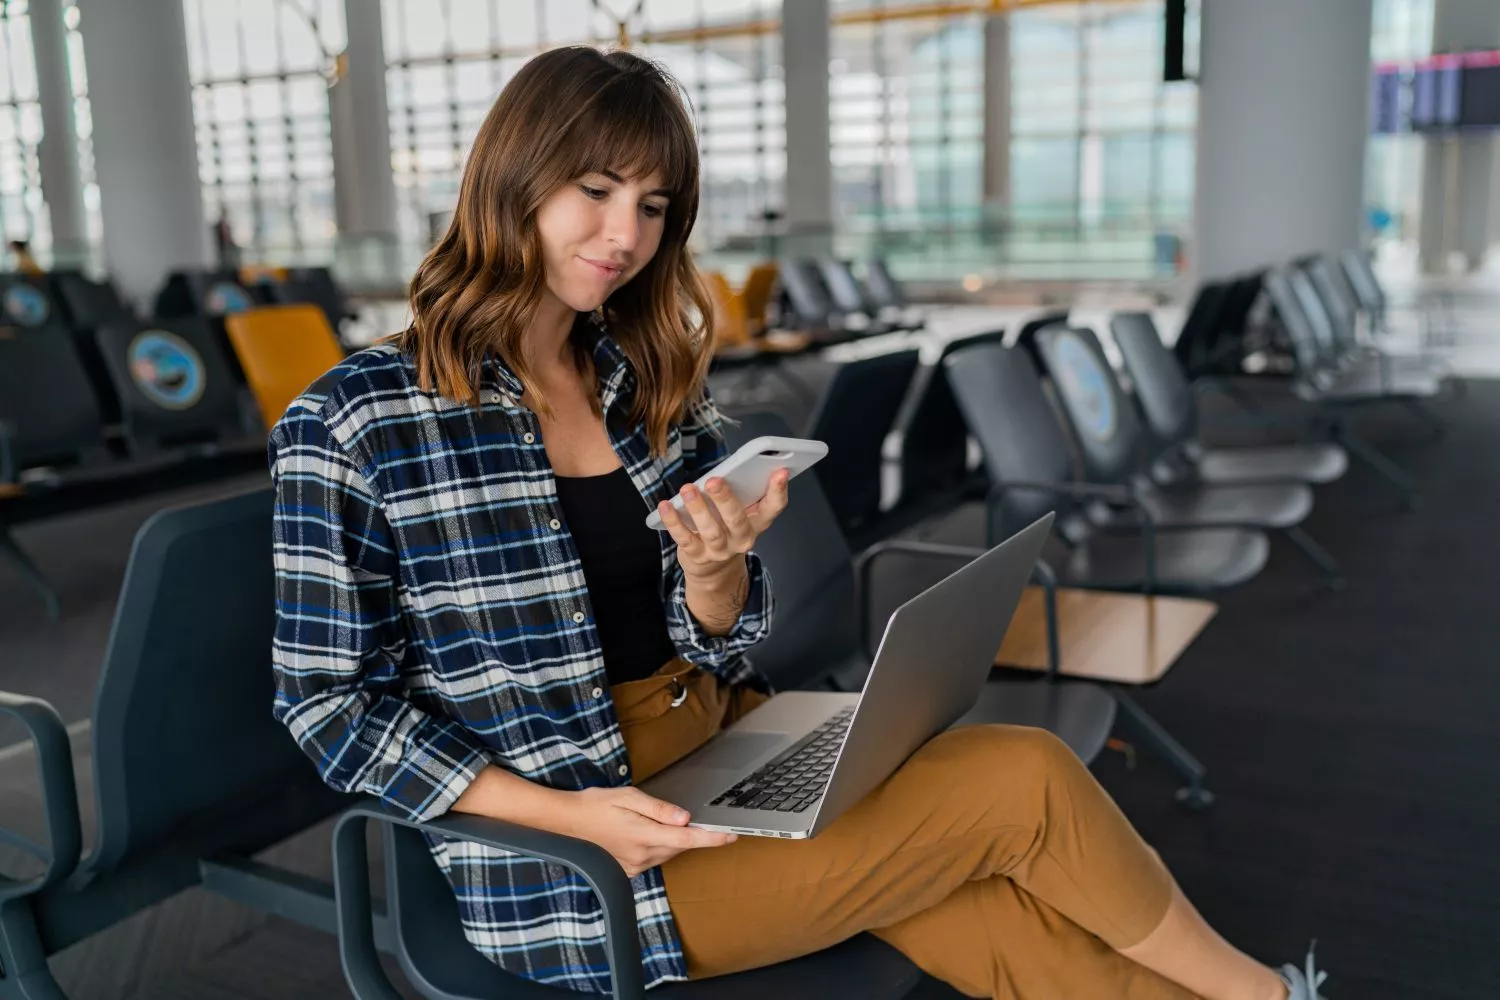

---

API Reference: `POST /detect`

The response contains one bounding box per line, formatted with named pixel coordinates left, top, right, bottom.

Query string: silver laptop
left=639, top=513, right=1054, bottom=839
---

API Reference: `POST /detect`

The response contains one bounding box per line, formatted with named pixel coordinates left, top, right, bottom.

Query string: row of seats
left=0, top=267, right=351, bottom=615
left=0, top=248, right=1459, bottom=999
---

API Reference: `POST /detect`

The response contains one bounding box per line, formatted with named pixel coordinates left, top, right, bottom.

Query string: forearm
left=683, top=556, right=750, bottom=636
left=451, top=764, right=583, bottom=835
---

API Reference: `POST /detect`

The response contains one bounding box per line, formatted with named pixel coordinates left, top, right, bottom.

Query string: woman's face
left=534, top=168, right=670, bottom=314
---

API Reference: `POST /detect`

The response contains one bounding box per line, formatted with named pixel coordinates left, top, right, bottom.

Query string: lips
left=580, top=257, right=625, bottom=280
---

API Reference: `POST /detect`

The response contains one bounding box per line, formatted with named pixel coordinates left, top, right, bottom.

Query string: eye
left=641, top=202, right=666, bottom=219
left=579, top=184, right=608, bottom=200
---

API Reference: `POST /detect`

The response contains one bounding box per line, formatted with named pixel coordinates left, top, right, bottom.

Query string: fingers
left=618, top=787, right=690, bottom=826
left=656, top=499, right=702, bottom=559
left=703, top=478, right=756, bottom=552
left=745, top=468, right=791, bottom=533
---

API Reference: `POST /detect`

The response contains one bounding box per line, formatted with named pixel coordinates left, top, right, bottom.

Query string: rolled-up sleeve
left=662, top=391, right=775, bottom=672
left=269, top=401, right=488, bottom=822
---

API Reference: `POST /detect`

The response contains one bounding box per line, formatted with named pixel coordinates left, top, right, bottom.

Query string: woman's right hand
left=564, top=786, right=738, bottom=877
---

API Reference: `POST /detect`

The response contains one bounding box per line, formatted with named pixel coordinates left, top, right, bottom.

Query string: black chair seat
left=1192, top=443, right=1347, bottom=486
left=384, top=822, right=932, bottom=1000
left=1127, top=480, right=1313, bottom=531
left=1060, top=528, right=1269, bottom=595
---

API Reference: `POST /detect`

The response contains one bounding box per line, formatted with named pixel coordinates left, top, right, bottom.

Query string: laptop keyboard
left=709, top=706, right=856, bottom=812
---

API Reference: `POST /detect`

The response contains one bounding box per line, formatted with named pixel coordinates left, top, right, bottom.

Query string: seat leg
left=1281, top=526, right=1345, bottom=591
left=1109, top=688, right=1214, bottom=811
left=0, top=528, right=59, bottom=621
left=1399, top=397, right=1446, bottom=440
left=0, top=900, right=66, bottom=999
left=1333, top=423, right=1417, bottom=510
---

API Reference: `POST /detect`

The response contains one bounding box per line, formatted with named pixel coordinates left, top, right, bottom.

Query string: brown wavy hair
left=396, top=46, right=716, bottom=455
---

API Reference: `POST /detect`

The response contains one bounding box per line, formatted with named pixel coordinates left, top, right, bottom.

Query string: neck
left=525, top=292, right=580, bottom=376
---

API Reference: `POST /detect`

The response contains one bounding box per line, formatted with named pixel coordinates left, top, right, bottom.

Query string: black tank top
left=554, top=467, right=679, bottom=684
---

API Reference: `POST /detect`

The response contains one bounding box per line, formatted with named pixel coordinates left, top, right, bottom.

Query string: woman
left=269, top=46, right=1325, bottom=1000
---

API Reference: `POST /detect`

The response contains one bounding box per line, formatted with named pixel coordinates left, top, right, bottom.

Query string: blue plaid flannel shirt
left=268, top=319, right=773, bottom=993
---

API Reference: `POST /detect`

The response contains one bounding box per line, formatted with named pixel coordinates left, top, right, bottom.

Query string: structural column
left=781, top=0, right=833, bottom=255
left=1192, top=0, right=1374, bottom=281
left=981, top=10, right=1012, bottom=226
left=331, top=0, right=399, bottom=243
left=76, top=0, right=208, bottom=305
left=29, top=0, right=89, bottom=260
left=1418, top=0, right=1500, bottom=273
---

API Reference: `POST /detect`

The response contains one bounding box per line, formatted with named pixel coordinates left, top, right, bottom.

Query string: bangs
left=564, top=69, right=698, bottom=198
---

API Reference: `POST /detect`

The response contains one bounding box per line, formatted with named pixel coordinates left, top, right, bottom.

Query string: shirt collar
left=485, top=311, right=637, bottom=411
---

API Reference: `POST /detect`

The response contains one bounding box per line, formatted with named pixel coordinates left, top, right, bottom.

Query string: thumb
left=620, top=788, right=691, bottom=826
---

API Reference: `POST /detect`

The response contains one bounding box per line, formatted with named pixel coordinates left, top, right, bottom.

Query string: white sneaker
left=1279, top=941, right=1329, bottom=999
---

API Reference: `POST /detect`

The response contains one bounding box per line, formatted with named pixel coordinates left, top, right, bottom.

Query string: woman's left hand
left=656, top=470, right=791, bottom=581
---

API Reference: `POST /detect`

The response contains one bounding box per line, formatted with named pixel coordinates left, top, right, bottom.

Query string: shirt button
left=486, top=391, right=502, bottom=404
left=522, top=432, right=535, bottom=444
left=572, top=611, right=586, bottom=624
left=591, top=686, right=604, bottom=699
left=548, top=518, right=561, bottom=530
left=617, top=764, right=629, bottom=777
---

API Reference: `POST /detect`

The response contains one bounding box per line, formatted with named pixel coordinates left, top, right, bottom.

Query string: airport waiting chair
left=0, top=300, right=111, bottom=615
left=944, top=340, right=1269, bottom=598
left=265, top=265, right=354, bottom=338
left=1171, top=281, right=1231, bottom=376
left=805, top=347, right=923, bottom=545
left=702, top=271, right=751, bottom=349
left=1110, top=312, right=1348, bottom=486
left=881, top=327, right=1007, bottom=515
left=0, top=489, right=352, bottom=999
left=94, top=316, right=256, bottom=454
left=1303, top=255, right=1452, bottom=386
left=47, top=272, right=134, bottom=425
left=1012, top=310, right=1071, bottom=374
left=817, top=258, right=914, bottom=333
left=944, top=343, right=1262, bottom=807
left=1033, top=325, right=1341, bottom=588
left=775, top=260, right=866, bottom=344
left=739, top=261, right=779, bottom=336
left=224, top=304, right=351, bottom=431
left=332, top=413, right=1115, bottom=1000
left=152, top=269, right=261, bottom=319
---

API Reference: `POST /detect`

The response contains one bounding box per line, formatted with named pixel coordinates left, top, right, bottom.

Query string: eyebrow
left=602, top=169, right=671, bottom=199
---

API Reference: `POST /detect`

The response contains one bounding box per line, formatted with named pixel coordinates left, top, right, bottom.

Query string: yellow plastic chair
left=704, top=271, right=750, bottom=349
left=740, top=261, right=780, bottom=335
left=224, top=304, right=346, bottom=431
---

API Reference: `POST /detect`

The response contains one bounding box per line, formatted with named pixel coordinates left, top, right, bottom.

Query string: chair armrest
left=854, top=541, right=1062, bottom=678
left=0, top=692, right=82, bottom=896
left=988, top=480, right=1158, bottom=595
left=332, top=803, right=647, bottom=1000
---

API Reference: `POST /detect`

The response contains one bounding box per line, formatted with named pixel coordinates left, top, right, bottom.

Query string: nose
left=605, top=198, right=640, bottom=254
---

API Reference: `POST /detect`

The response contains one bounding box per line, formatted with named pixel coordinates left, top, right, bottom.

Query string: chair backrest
left=1306, top=256, right=1359, bottom=351
left=1218, top=271, right=1265, bottom=337
left=1013, top=310, right=1071, bottom=373
left=889, top=327, right=1006, bottom=506
left=1036, top=325, right=1145, bottom=484
left=703, top=271, right=750, bottom=348
left=944, top=341, right=1075, bottom=534
left=806, top=347, right=922, bottom=535
left=1262, top=268, right=1327, bottom=373
left=224, top=305, right=348, bottom=431
left=1339, top=248, right=1386, bottom=322
left=1172, top=281, right=1229, bottom=373
left=864, top=258, right=906, bottom=309
left=817, top=258, right=872, bottom=315
left=740, top=261, right=779, bottom=334
left=154, top=270, right=259, bottom=319
left=779, top=258, right=835, bottom=325
left=50, top=271, right=131, bottom=331
left=724, top=413, right=860, bottom=689
left=1288, top=267, right=1341, bottom=365
left=1110, top=311, right=1197, bottom=448
left=268, top=266, right=350, bottom=332
left=89, top=488, right=319, bottom=871
left=0, top=280, right=107, bottom=479
left=94, top=316, right=250, bottom=452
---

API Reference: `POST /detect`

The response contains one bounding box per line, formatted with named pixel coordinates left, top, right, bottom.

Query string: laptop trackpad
left=689, top=732, right=787, bottom=771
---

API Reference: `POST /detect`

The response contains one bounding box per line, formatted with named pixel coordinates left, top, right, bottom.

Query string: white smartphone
left=646, top=435, right=829, bottom=531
